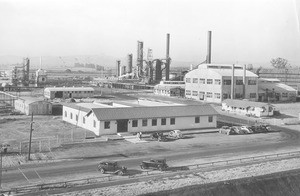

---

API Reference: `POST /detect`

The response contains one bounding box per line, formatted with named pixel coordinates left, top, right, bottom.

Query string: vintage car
left=219, top=126, right=235, bottom=135
left=239, top=126, right=254, bottom=134
left=97, top=161, right=127, bottom=175
left=151, top=132, right=167, bottom=141
left=251, top=125, right=271, bottom=133
left=231, top=126, right=247, bottom=135
left=168, top=130, right=183, bottom=139
left=140, top=159, right=168, bottom=171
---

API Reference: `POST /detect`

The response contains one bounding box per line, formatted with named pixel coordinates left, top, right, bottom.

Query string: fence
left=2, top=150, right=300, bottom=195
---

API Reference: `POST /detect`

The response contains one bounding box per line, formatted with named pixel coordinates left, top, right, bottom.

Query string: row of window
left=186, top=91, right=221, bottom=99
left=186, top=78, right=257, bottom=85
left=62, top=91, right=94, bottom=94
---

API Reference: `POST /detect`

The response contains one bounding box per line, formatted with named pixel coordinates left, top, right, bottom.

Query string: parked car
left=97, top=161, right=127, bottom=175
left=140, top=159, right=168, bottom=171
left=219, top=126, right=235, bottom=135
left=168, top=130, right=183, bottom=139
left=151, top=132, right=167, bottom=141
left=231, top=126, right=247, bottom=135
left=240, top=126, right=254, bottom=134
left=250, top=125, right=271, bottom=133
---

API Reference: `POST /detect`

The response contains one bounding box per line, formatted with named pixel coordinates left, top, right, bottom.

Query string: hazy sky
left=0, top=0, right=299, bottom=66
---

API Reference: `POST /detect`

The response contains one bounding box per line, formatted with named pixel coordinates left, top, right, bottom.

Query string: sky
left=0, top=0, right=299, bottom=67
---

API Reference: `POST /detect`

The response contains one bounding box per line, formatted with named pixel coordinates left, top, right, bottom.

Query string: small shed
left=222, top=99, right=275, bottom=117
left=14, top=97, right=52, bottom=115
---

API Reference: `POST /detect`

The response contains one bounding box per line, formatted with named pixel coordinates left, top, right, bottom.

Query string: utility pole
left=0, top=147, right=2, bottom=190
left=28, top=112, right=34, bottom=161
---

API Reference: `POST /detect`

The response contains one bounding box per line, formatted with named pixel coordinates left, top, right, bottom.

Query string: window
left=186, top=78, right=191, bottom=83
left=214, top=93, right=221, bottom=99
left=236, top=80, right=243, bottom=85
left=282, top=93, right=288, bottom=97
left=186, top=90, right=191, bottom=96
left=248, top=80, right=256, bottom=85
left=199, top=91, right=205, bottom=100
left=142, top=119, right=148, bottom=126
left=170, top=118, right=175, bottom=125
left=215, top=79, right=221, bottom=85
left=208, top=116, right=213, bottom=122
left=152, top=119, right=157, bottom=126
left=235, top=93, right=243, bottom=99
left=250, top=93, right=256, bottom=98
left=76, top=115, right=78, bottom=121
left=132, top=120, right=138, bottom=127
left=192, top=91, right=198, bottom=96
left=161, top=118, right=166, bottom=125
left=195, top=117, right=200, bottom=123
left=223, top=80, right=231, bottom=85
left=83, top=117, right=85, bottom=124
left=93, top=120, right=96, bottom=127
left=192, top=78, right=198, bottom=83
left=207, top=79, right=213, bottom=84
left=64, top=111, right=67, bottom=117
left=70, top=113, right=73, bottom=119
left=223, top=93, right=228, bottom=99
left=199, top=78, right=205, bottom=84
left=104, top=121, right=110, bottom=129
left=206, top=92, right=213, bottom=98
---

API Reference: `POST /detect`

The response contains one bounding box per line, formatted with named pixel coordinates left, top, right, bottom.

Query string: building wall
left=62, top=106, right=217, bottom=136
left=221, top=103, right=274, bottom=117
left=44, top=89, right=94, bottom=99
left=185, top=70, right=258, bottom=103
left=15, top=100, right=52, bottom=115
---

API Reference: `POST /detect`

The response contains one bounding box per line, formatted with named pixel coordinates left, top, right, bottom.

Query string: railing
left=2, top=150, right=300, bottom=195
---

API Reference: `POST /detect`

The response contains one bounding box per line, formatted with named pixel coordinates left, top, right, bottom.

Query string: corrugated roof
left=258, top=82, right=296, bottom=93
left=91, top=104, right=218, bottom=120
left=62, top=103, right=91, bottom=112
left=223, top=99, right=272, bottom=108
left=16, top=97, right=49, bottom=105
left=44, top=87, right=95, bottom=91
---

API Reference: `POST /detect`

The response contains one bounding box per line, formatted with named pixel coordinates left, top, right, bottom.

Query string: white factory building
left=153, top=81, right=185, bottom=97
left=184, top=64, right=258, bottom=103
left=44, top=87, right=95, bottom=99
left=62, top=99, right=218, bottom=136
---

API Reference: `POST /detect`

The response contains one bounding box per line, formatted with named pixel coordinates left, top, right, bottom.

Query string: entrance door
left=117, top=119, right=128, bottom=132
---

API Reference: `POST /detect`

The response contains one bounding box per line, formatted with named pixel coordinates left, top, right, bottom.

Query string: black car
left=140, top=159, right=168, bottom=171
left=97, top=161, right=127, bottom=175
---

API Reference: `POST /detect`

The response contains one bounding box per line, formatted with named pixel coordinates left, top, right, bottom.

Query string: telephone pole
left=0, top=147, right=2, bottom=190
left=28, top=113, right=34, bottom=161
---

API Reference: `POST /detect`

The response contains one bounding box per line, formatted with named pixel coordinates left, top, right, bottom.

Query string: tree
left=270, top=58, right=289, bottom=69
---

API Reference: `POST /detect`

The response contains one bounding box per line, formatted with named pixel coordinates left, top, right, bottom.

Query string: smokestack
left=206, top=31, right=212, bottom=64
left=116, top=60, right=121, bottom=77
left=166, top=33, right=170, bottom=81
left=127, top=54, right=133, bottom=74
left=40, top=56, right=42, bottom=69
left=231, top=64, right=235, bottom=99
left=137, top=41, right=143, bottom=77
left=243, top=64, right=246, bottom=99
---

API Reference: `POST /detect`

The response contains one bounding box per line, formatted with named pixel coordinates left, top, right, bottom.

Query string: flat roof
left=16, top=97, right=49, bottom=105
left=258, top=82, right=296, bottom=93
left=223, top=99, right=273, bottom=108
left=44, top=87, right=95, bottom=91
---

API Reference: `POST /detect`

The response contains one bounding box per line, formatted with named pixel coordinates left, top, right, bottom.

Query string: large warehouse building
left=62, top=99, right=218, bottom=136
left=44, top=87, right=95, bottom=99
left=185, top=64, right=258, bottom=103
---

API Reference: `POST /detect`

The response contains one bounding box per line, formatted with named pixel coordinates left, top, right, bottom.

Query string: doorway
left=117, top=119, right=128, bottom=132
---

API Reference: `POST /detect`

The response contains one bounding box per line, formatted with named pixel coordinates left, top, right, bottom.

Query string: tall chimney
left=243, top=64, right=246, bottom=99
left=137, top=41, right=143, bottom=77
left=206, top=31, right=212, bottom=64
left=127, top=54, right=133, bottom=74
left=165, top=33, right=170, bottom=81
left=116, top=60, right=121, bottom=76
left=231, top=64, right=235, bottom=99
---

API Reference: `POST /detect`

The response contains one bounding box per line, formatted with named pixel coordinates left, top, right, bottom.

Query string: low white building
left=62, top=100, right=218, bottom=136
left=154, top=81, right=185, bottom=97
left=222, top=99, right=275, bottom=117
left=15, top=97, right=52, bottom=115
left=44, top=87, right=95, bottom=99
